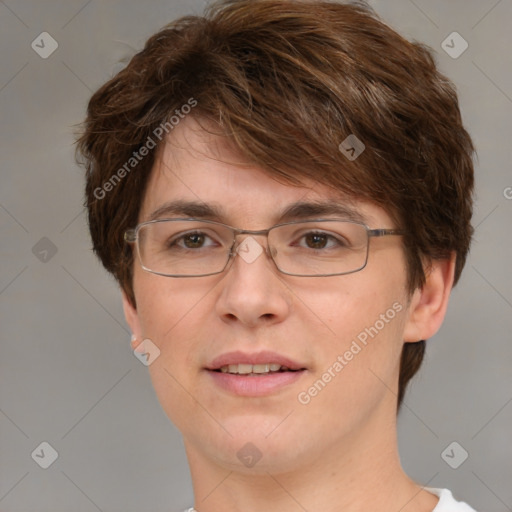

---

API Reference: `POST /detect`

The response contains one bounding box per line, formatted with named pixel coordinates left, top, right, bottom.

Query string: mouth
left=205, top=351, right=307, bottom=396
left=212, top=363, right=303, bottom=376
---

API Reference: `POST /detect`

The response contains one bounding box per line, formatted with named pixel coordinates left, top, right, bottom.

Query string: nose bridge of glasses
left=230, top=228, right=276, bottom=259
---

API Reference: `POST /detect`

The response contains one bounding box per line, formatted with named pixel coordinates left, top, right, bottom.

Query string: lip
left=207, top=370, right=306, bottom=396
left=206, top=350, right=305, bottom=371
left=205, top=350, right=307, bottom=397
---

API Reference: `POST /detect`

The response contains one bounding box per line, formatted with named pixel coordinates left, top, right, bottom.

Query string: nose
left=215, top=235, right=292, bottom=328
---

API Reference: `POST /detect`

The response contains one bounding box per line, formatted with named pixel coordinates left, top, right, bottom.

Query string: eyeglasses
left=124, top=218, right=404, bottom=278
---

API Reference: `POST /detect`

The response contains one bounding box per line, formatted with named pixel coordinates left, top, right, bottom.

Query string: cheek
left=132, top=274, right=187, bottom=357
left=132, top=272, right=221, bottom=421
left=293, top=268, right=409, bottom=414
left=133, top=269, right=212, bottom=340
left=290, top=262, right=407, bottom=344
left=296, top=305, right=407, bottom=439
left=314, top=292, right=406, bottom=381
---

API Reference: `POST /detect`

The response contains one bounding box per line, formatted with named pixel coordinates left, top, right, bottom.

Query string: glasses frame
left=124, top=217, right=405, bottom=278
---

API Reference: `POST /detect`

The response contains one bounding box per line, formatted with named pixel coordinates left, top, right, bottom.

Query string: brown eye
left=166, top=230, right=221, bottom=252
left=304, top=233, right=329, bottom=249
left=183, top=233, right=206, bottom=248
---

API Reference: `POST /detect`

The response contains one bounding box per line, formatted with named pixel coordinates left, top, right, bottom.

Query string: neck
left=183, top=406, right=438, bottom=512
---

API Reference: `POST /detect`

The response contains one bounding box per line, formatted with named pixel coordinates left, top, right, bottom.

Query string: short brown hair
left=76, top=0, right=475, bottom=408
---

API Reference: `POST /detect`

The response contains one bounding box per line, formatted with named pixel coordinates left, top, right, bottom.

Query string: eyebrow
left=146, top=199, right=369, bottom=224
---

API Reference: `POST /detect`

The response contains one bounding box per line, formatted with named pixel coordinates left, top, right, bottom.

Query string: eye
left=304, top=232, right=330, bottom=249
left=169, top=231, right=218, bottom=250
left=296, top=231, right=347, bottom=250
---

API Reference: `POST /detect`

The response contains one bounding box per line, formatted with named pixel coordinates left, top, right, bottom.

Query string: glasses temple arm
left=367, top=228, right=405, bottom=238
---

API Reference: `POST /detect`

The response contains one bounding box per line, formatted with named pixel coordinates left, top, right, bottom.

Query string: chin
left=187, top=413, right=323, bottom=475
left=213, top=440, right=312, bottom=476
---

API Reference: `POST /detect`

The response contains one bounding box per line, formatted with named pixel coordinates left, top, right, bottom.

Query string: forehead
left=139, top=117, right=389, bottom=228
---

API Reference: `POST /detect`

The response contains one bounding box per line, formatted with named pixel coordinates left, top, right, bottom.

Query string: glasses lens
left=137, top=220, right=233, bottom=276
left=134, top=219, right=369, bottom=277
left=269, top=221, right=369, bottom=276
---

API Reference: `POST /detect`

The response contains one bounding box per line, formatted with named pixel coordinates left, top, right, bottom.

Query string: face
left=124, top=117, right=417, bottom=475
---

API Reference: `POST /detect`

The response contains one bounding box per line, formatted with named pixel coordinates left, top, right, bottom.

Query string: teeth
left=252, top=364, right=269, bottom=373
left=237, top=364, right=253, bottom=375
left=218, top=363, right=290, bottom=375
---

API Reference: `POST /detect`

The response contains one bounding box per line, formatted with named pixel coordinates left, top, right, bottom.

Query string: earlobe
left=122, top=290, right=142, bottom=344
left=402, top=253, right=456, bottom=343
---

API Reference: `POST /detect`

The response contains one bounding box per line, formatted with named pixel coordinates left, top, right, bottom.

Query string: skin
left=123, top=117, right=455, bottom=512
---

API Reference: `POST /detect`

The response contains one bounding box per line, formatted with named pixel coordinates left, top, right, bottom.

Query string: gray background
left=0, top=1, right=511, bottom=511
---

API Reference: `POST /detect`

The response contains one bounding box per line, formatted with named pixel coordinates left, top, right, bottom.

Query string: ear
left=402, top=253, right=456, bottom=343
left=122, top=290, right=142, bottom=349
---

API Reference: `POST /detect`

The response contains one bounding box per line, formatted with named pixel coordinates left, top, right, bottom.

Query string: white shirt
left=428, top=487, right=478, bottom=511
left=182, top=488, right=478, bottom=512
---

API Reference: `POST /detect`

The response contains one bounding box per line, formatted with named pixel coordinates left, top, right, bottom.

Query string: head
left=77, top=0, right=474, bottom=473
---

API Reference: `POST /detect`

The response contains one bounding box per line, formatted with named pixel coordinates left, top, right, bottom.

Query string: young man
left=77, top=1, right=477, bottom=510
